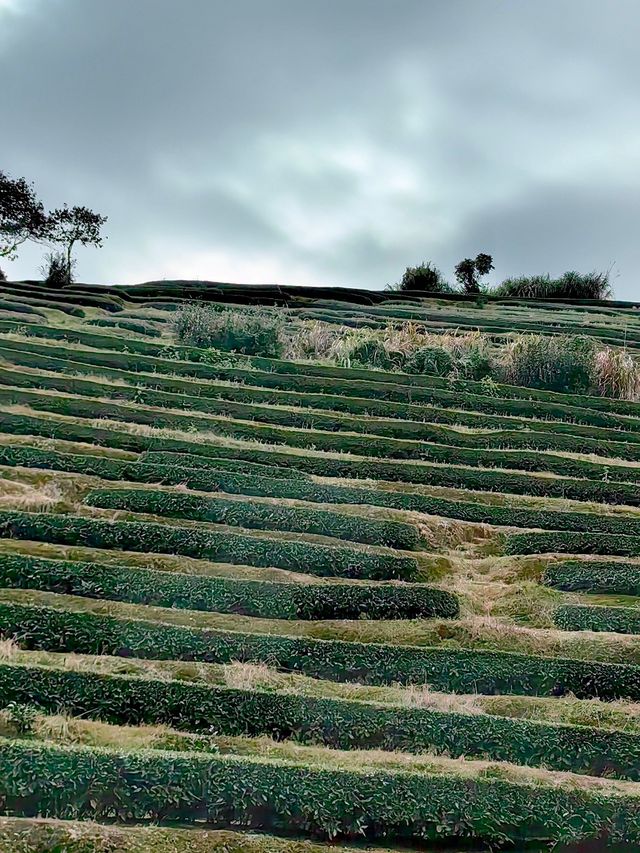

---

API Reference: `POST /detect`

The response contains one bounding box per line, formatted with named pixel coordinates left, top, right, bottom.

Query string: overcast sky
left=2, top=0, right=639, bottom=296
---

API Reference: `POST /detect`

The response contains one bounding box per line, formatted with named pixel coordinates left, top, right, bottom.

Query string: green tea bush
left=83, top=488, right=421, bottom=550
left=174, top=304, right=285, bottom=357
left=506, top=531, right=640, bottom=557
left=554, top=604, right=640, bottom=635
left=3, top=602, right=640, bottom=699
left=2, top=738, right=638, bottom=843
left=0, top=510, right=418, bottom=581
left=543, top=561, right=640, bottom=596
left=0, top=554, right=456, bottom=620
left=1, top=660, right=639, bottom=780
left=4, top=414, right=640, bottom=508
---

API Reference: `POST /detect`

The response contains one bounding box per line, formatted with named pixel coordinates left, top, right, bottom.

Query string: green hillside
left=0, top=278, right=639, bottom=851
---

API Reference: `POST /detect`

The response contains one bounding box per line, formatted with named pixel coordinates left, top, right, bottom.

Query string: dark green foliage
left=136, top=451, right=307, bottom=479
left=83, top=488, right=421, bottom=550
left=0, top=511, right=418, bottom=581
left=2, top=602, right=640, bottom=699
left=6, top=358, right=640, bottom=463
left=344, top=338, right=402, bottom=370
left=2, top=660, right=640, bottom=781
left=0, top=554, right=456, bottom=620
left=544, top=561, right=640, bottom=596
left=5, top=443, right=640, bottom=536
left=3, top=337, right=640, bottom=445
left=0, top=299, right=44, bottom=316
left=2, top=738, right=639, bottom=843
left=396, top=262, right=453, bottom=293
left=506, top=531, right=640, bottom=557
left=5, top=384, right=640, bottom=482
left=455, top=254, right=494, bottom=294
left=4, top=415, right=640, bottom=508
left=86, top=318, right=161, bottom=337
left=40, top=251, right=74, bottom=288
left=554, top=604, right=640, bottom=635
left=404, top=346, right=454, bottom=376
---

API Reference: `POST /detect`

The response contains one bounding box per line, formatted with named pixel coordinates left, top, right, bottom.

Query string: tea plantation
left=1, top=279, right=640, bottom=851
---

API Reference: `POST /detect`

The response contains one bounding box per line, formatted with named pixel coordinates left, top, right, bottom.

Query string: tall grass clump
left=40, top=251, right=75, bottom=288
left=593, top=348, right=640, bottom=401
left=499, top=334, right=595, bottom=393
left=494, top=271, right=611, bottom=300
left=174, top=304, right=285, bottom=357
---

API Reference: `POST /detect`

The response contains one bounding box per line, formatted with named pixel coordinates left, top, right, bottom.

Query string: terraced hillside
left=1, top=279, right=640, bottom=851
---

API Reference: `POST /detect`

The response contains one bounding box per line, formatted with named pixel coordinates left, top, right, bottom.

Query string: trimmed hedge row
left=0, top=299, right=45, bottom=317
left=5, top=340, right=640, bottom=448
left=90, top=462, right=640, bottom=539
left=0, top=336, right=640, bottom=431
left=0, top=293, right=85, bottom=317
left=0, top=443, right=305, bottom=483
left=0, top=511, right=417, bottom=581
left=2, top=358, right=640, bottom=462
left=0, top=554, right=456, bottom=620
left=86, top=318, right=161, bottom=337
left=506, top=532, right=640, bottom=557
left=2, top=384, right=638, bottom=483
left=1, top=660, right=639, bottom=781
left=0, top=283, right=123, bottom=312
left=83, top=488, right=421, bottom=550
left=543, top=561, right=640, bottom=595
left=3, top=318, right=640, bottom=424
left=2, top=740, right=639, bottom=844
left=2, top=601, right=640, bottom=699
left=3, top=442, right=640, bottom=538
left=134, top=450, right=306, bottom=479
left=3, top=411, right=640, bottom=507
left=554, top=604, right=640, bottom=635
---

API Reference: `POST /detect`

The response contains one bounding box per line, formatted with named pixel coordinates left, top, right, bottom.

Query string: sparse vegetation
left=174, top=303, right=286, bottom=356
left=494, top=270, right=612, bottom=300
left=40, top=251, right=75, bottom=287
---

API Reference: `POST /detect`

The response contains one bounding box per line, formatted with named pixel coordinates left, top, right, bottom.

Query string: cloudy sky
left=1, top=0, right=639, bottom=296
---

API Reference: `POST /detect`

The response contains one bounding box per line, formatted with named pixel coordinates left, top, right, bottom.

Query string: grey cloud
left=1, top=0, right=639, bottom=295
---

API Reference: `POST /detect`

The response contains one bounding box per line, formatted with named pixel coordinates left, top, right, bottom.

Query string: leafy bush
left=40, top=251, right=75, bottom=288
left=494, top=270, right=611, bottom=300
left=405, top=346, right=454, bottom=376
left=395, top=262, right=453, bottom=293
left=174, top=304, right=285, bottom=357
left=0, top=268, right=6, bottom=282
left=454, top=253, right=494, bottom=294
left=499, top=334, right=596, bottom=393
left=1, top=701, right=37, bottom=735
